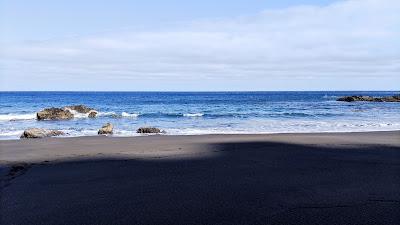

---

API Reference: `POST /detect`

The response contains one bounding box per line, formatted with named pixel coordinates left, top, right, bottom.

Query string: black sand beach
left=1, top=131, right=400, bottom=225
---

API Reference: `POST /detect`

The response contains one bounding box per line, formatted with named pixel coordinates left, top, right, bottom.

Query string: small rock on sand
left=98, top=123, right=113, bottom=135
left=20, top=128, right=64, bottom=139
left=136, top=127, right=162, bottom=134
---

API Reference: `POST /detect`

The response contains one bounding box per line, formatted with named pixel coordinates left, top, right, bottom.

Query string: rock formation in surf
left=37, top=108, right=74, bottom=120
left=37, top=105, right=98, bottom=120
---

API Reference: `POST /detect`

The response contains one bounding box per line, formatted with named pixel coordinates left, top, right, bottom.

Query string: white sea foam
left=64, top=108, right=99, bottom=119
left=1, top=118, right=399, bottom=140
left=97, top=111, right=117, bottom=117
left=183, top=113, right=204, bottom=117
left=121, top=112, right=139, bottom=118
left=68, top=109, right=88, bottom=118
left=55, top=129, right=98, bottom=138
left=0, top=130, right=25, bottom=139
left=0, top=113, right=36, bottom=121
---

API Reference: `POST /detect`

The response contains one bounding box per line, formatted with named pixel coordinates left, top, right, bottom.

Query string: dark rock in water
left=137, top=127, right=161, bottom=134
left=337, top=96, right=357, bottom=102
left=382, top=95, right=400, bottom=102
left=98, top=123, right=113, bottom=135
left=37, top=108, right=74, bottom=120
left=20, top=128, right=64, bottom=139
left=37, top=105, right=98, bottom=120
left=88, top=111, right=98, bottom=118
left=337, top=95, right=400, bottom=102
left=63, top=105, right=95, bottom=114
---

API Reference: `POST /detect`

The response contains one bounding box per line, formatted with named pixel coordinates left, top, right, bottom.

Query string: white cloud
left=1, top=0, right=399, bottom=90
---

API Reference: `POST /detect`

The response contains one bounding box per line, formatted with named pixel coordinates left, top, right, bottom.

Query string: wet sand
left=1, top=131, right=400, bottom=225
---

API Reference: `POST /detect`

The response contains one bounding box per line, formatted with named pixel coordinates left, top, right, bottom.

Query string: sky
left=0, top=0, right=399, bottom=91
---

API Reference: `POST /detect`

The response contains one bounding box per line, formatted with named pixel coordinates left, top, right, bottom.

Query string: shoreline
left=2, top=129, right=400, bottom=141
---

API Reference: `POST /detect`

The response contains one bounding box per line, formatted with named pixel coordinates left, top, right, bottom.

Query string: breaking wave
left=183, top=113, right=204, bottom=117
left=0, top=113, right=37, bottom=121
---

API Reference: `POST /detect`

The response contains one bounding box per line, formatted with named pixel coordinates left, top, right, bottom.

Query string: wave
left=183, top=113, right=204, bottom=117
left=0, top=130, right=25, bottom=138
left=0, top=113, right=36, bottom=121
left=121, top=112, right=139, bottom=118
left=1, top=119, right=399, bottom=140
left=0, top=110, right=352, bottom=122
left=66, top=109, right=90, bottom=118
left=322, top=94, right=339, bottom=99
left=64, top=108, right=100, bottom=119
left=97, top=111, right=139, bottom=118
left=97, top=111, right=117, bottom=117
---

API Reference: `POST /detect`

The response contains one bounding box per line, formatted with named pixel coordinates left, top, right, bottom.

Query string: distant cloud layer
left=1, top=0, right=399, bottom=90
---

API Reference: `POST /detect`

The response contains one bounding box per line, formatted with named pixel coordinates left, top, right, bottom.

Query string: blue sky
left=0, top=0, right=399, bottom=91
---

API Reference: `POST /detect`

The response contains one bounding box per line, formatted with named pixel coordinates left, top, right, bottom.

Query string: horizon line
left=1, top=90, right=399, bottom=93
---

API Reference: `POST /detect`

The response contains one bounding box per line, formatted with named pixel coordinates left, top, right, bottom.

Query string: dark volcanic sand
left=1, top=132, right=400, bottom=225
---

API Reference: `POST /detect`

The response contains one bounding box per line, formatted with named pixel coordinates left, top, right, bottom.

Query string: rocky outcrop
left=98, top=123, right=113, bottom=135
left=136, top=127, right=161, bottom=134
left=37, top=108, right=74, bottom=120
left=382, top=95, right=400, bottom=102
left=37, top=105, right=98, bottom=120
left=337, top=95, right=400, bottom=102
left=88, top=111, right=97, bottom=118
left=20, top=128, right=64, bottom=139
left=64, top=105, right=95, bottom=114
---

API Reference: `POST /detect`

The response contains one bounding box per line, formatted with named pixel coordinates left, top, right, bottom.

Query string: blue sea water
left=0, top=91, right=399, bottom=139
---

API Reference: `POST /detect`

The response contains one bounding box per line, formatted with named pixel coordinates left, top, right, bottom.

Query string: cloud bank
left=1, top=0, right=399, bottom=91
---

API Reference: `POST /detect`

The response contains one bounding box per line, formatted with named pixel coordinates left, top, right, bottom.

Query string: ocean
left=0, top=91, right=399, bottom=140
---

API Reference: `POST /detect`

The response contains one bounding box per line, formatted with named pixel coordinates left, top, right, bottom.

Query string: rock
left=37, top=105, right=98, bottom=120
left=98, top=123, right=113, bottom=135
left=20, top=128, right=64, bottom=139
left=137, top=127, right=161, bottom=134
left=337, top=95, right=400, bottom=102
left=37, top=108, right=74, bottom=120
left=337, top=96, right=357, bottom=102
left=381, top=95, right=400, bottom=102
left=88, top=111, right=98, bottom=118
left=63, top=105, right=95, bottom=113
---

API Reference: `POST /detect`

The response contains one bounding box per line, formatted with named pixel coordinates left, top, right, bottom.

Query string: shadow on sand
left=1, top=141, right=400, bottom=225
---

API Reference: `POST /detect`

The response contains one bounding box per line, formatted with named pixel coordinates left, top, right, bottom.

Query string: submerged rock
left=136, top=127, right=161, bottom=134
left=20, top=128, right=64, bottom=139
left=337, top=95, right=400, bottom=102
left=37, top=108, right=74, bottom=120
left=98, top=123, right=113, bottom=135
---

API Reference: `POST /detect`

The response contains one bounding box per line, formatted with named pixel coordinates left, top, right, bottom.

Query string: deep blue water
left=0, top=91, right=399, bottom=139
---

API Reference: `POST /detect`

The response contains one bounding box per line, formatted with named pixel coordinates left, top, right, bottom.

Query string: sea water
left=0, top=91, right=399, bottom=140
